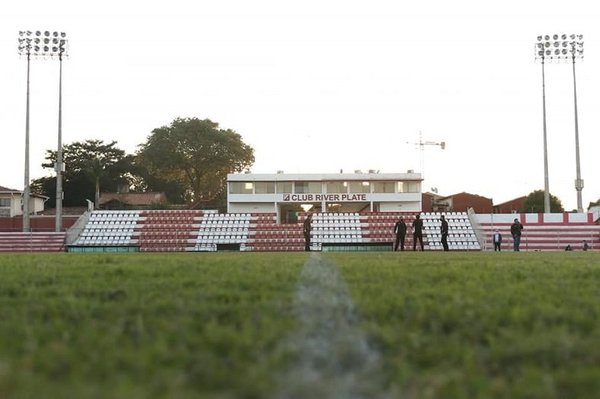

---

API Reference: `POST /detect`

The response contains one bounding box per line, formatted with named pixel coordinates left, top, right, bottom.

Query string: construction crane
left=406, top=131, right=446, bottom=179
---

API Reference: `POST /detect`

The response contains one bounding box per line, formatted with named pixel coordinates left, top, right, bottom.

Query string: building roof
left=99, top=192, right=167, bottom=206
left=228, top=171, right=423, bottom=182
left=0, top=185, right=20, bottom=193
left=494, top=196, right=527, bottom=207
left=0, top=185, right=49, bottom=199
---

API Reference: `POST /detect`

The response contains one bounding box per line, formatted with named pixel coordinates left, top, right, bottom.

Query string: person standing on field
left=510, top=218, right=524, bottom=251
left=393, top=217, right=407, bottom=251
left=492, top=229, right=502, bottom=251
left=303, top=213, right=313, bottom=251
left=412, top=214, right=424, bottom=251
left=440, top=215, right=449, bottom=251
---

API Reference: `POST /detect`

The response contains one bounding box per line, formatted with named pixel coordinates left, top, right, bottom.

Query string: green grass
left=331, top=251, right=600, bottom=399
left=0, top=253, right=306, bottom=399
left=1, top=251, right=599, bottom=398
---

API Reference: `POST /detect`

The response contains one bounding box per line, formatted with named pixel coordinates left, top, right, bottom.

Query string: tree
left=137, top=118, right=255, bottom=206
left=524, top=190, right=564, bottom=213
left=32, top=140, right=135, bottom=208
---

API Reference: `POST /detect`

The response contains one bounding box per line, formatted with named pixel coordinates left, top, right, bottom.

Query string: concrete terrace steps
left=0, top=232, right=66, bottom=252
left=476, top=213, right=600, bottom=251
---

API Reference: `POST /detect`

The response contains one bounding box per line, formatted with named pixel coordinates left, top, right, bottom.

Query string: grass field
left=1, top=251, right=599, bottom=398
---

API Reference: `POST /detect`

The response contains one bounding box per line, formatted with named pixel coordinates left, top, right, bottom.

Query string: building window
left=0, top=198, right=10, bottom=207
left=255, top=182, right=275, bottom=194
left=276, top=182, right=293, bottom=194
left=326, top=181, right=348, bottom=193
left=295, top=182, right=322, bottom=194
left=405, top=182, right=420, bottom=193
left=229, top=182, right=253, bottom=194
left=372, top=182, right=395, bottom=193
left=349, top=181, right=370, bottom=193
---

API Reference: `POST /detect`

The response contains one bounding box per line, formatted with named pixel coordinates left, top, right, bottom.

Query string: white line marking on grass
left=272, top=253, right=392, bottom=399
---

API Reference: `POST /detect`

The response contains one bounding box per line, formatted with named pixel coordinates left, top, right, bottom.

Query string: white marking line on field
left=272, top=253, right=392, bottom=399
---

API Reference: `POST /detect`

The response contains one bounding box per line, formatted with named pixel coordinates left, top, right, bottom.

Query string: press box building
left=227, top=171, right=423, bottom=222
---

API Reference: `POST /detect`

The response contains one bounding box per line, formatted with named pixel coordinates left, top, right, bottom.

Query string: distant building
left=0, top=185, right=48, bottom=217
left=99, top=192, right=168, bottom=210
left=422, top=192, right=446, bottom=213
left=493, top=196, right=527, bottom=214
left=422, top=191, right=493, bottom=213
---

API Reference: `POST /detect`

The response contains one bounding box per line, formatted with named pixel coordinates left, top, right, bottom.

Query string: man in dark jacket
left=393, top=217, right=407, bottom=251
left=303, top=213, right=313, bottom=251
left=510, top=218, right=524, bottom=251
left=440, top=215, right=449, bottom=251
left=412, top=214, right=424, bottom=251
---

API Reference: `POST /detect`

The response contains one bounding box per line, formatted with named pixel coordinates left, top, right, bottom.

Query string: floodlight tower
left=537, top=34, right=585, bottom=212
left=18, top=30, right=68, bottom=232
left=534, top=35, right=551, bottom=213
left=55, top=32, right=68, bottom=231
left=17, top=31, right=33, bottom=232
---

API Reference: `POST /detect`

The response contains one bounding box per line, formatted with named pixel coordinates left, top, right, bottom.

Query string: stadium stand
left=136, top=209, right=201, bottom=252
left=475, top=213, right=600, bottom=251
left=246, top=213, right=304, bottom=252
left=195, top=211, right=251, bottom=251
left=310, top=212, right=364, bottom=251
left=422, top=212, right=481, bottom=251
left=67, top=209, right=600, bottom=252
left=66, top=210, right=484, bottom=252
left=0, top=232, right=66, bottom=252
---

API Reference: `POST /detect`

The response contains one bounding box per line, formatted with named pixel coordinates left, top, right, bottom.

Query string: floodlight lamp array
left=18, top=30, right=68, bottom=58
left=535, top=34, right=583, bottom=61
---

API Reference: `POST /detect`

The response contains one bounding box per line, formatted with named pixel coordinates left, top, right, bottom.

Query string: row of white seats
left=201, top=220, right=250, bottom=227
left=313, top=212, right=359, bottom=218
left=196, top=237, right=247, bottom=244
left=80, top=230, right=133, bottom=237
left=428, top=242, right=481, bottom=250
left=90, top=213, right=140, bottom=220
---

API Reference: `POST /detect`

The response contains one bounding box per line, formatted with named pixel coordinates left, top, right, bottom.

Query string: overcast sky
left=1, top=1, right=599, bottom=210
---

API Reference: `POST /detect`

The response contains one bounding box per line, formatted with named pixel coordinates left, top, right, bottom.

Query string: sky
left=1, top=0, right=599, bottom=211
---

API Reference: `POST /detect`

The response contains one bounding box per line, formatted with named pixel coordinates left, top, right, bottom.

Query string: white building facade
left=227, top=172, right=423, bottom=222
left=0, top=186, right=47, bottom=217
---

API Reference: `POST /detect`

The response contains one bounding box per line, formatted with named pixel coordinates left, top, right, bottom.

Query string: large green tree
left=523, top=190, right=564, bottom=213
left=32, top=140, right=135, bottom=208
left=137, top=118, right=255, bottom=206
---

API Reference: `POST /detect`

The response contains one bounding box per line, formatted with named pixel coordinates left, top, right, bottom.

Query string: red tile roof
left=99, top=192, right=167, bottom=206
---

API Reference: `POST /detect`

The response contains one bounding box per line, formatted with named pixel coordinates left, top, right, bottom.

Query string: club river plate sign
left=282, top=193, right=368, bottom=202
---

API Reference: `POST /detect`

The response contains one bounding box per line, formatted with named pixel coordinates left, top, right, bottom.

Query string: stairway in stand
left=0, top=232, right=66, bottom=252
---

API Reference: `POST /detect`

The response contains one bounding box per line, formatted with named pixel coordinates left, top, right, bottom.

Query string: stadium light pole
left=534, top=35, right=551, bottom=213
left=17, top=31, right=33, bottom=232
left=536, top=34, right=585, bottom=213
left=55, top=32, right=68, bottom=232
left=18, top=30, right=68, bottom=232
left=568, top=35, right=585, bottom=213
